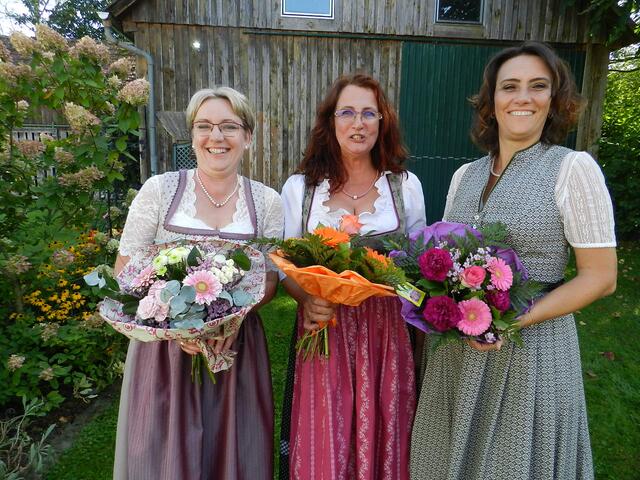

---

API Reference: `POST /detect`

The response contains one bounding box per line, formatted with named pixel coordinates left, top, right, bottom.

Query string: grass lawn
left=45, top=243, right=639, bottom=479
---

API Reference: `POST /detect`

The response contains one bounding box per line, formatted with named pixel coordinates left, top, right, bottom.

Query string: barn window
left=281, top=0, right=334, bottom=19
left=436, top=0, right=483, bottom=23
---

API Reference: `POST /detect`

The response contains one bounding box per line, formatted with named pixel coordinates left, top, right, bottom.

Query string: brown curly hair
left=470, top=41, right=584, bottom=155
left=297, top=74, right=408, bottom=192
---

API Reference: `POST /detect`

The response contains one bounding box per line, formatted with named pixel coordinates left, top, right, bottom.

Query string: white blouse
left=281, top=171, right=427, bottom=239
left=119, top=170, right=284, bottom=258
left=443, top=151, right=616, bottom=248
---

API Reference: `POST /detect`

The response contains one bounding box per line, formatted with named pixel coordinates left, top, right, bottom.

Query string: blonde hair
left=185, top=87, right=256, bottom=134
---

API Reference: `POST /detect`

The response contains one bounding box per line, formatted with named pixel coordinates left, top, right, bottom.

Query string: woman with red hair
left=278, top=74, right=426, bottom=479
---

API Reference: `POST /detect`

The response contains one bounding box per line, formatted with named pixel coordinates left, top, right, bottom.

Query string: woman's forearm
left=519, top=247, right=617, bottom=328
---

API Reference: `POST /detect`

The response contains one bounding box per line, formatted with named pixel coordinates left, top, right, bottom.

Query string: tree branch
left=609, top=67, right=640, bottom=72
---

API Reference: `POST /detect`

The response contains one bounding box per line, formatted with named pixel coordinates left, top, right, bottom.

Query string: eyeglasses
left=193, top=121, right=245, bottom=137
left=334, top=109, right=383, bottom=123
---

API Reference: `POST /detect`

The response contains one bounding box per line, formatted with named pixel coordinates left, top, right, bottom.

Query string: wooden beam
left=576, top=42, right=609, bottom=157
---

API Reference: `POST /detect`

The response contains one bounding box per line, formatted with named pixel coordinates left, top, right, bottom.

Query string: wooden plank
left=174, top=26, right=191, bottom=111
left=515, top=0, right=528, bottom=40
left=542, top=0, right=554, bottom=42
left=161, top=24, right=176, bottom=111
left=271, top=37, right=284, bottom=188
left=148, top=23, right=163, bottom=109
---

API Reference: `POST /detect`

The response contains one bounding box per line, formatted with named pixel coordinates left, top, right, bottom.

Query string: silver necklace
left=490, top=158, right=502, bottom=177
left=341, top=174, right=380, bottom=200
left=195, top=169, right=239, bottom=208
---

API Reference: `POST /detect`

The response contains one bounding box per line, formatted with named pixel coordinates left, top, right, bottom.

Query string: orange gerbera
left=365, top=247, right=391, bottom=266
left=313, top=226, right=350, bottom=247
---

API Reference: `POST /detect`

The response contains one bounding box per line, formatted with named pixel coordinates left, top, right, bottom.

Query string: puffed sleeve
left=402, top=171, right=427, bottom=236
left=118, top=175, right=162, bottom=257
left=281, top=174, right=306, bottom=240
left=443, top=163, right=470, bottom=220
left=556, top=151, right=617, bottom=248
left=261, top=186, right=284, bottom=239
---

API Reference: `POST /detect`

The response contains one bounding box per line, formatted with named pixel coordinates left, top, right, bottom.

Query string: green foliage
left=563, top=0, right=639, bottom=45
left=0, top=26, right=146, bottom=411
left=5, top=0, right=109, bottom=39
left=599, top=51, right=640, bottom=239
left=0, top=397, right=56, bottom=479
left=1, top=232, right=128, bottom=411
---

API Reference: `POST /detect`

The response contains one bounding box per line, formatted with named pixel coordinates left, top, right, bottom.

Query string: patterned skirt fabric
left=113, top=313, right=273, bottom=480
left=410, top=314, right=593, bottom=480
left=288, top=296, right=416, bottom=480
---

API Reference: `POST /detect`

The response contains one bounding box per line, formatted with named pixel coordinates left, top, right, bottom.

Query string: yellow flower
left=57, top=279, right=68, bottom=287
left=72, top=284, right=81, bottom=290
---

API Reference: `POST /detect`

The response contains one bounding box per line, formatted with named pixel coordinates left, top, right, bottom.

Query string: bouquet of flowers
left=259, top=214, right=405, bottom=358
left=386, top=221, right=540, bottom=347
left=84, top=239, right=265, bottom=381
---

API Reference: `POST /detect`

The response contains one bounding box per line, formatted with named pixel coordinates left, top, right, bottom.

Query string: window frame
left=281, top=0, right=335, bottom=19
left=435, top=0, right=484, bottom=25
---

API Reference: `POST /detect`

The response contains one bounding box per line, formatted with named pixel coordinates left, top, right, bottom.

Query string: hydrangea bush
left=0, top=25, right=147, bottom=410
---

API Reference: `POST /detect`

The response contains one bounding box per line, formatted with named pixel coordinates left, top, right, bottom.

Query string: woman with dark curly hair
left=410, top=42, right=617, bottom=479
left=279, top=74, right=426, bottom=479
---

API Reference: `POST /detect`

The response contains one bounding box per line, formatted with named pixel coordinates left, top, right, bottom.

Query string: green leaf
left=231, top=249, right=251, bottom=271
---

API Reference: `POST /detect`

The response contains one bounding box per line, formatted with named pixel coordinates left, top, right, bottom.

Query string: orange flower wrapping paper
left=269, top=252, right=396, bottom=306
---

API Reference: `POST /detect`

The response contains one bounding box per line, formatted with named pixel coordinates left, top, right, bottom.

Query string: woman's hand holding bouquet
left=258, top=215, right=405, bottom=359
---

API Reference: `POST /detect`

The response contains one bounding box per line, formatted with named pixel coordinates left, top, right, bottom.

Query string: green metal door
left=399, top=41, right=585, bottom=222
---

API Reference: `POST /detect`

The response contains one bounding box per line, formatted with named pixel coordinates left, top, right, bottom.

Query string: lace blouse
left=444, top=150, right=616, bottom=248
left=119, top=170, right=284, bottom=264
left=281, top=171, right=427, bottom=239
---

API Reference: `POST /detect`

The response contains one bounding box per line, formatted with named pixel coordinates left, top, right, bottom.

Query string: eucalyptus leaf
left=165, top=280, right=181, bottom=295
left=179, top=285, right=196, bottom=303
left=159, top=289, right=173, bottom=304
left=83, top=270, right=105, bottom=288
left=171, top=318, right=205, bottom=329
left=170, top=297, right=188, bottom=316
left=231, top=289, right=254, bottom=307
left=218, top=290, right=233, bottom=303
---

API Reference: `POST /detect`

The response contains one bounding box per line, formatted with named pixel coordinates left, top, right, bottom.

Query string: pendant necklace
left=196, top=169, right=239, bottom=208
left=341, top=174, right=380, bottom=200
left=490, top=158, right=502, bottom=177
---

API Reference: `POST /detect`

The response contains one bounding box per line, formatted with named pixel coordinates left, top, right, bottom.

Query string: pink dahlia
left=183, top=270, right=222, bottom=304
left=422, top=295, right=462, bottom=332
left=487, top=257, right=513, bottom=291
left=456, top=298, right=492, bottom=336
left=131, top=265, right=157, bottom=289
left=418, top=248, right=453, bottom=282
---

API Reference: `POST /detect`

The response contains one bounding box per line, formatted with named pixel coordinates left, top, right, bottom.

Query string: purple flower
left=410, top=221, right=482, bottom=246
left=399, top=297, right=433, bottom=332
left=422, top=296, right=462, bottom=332
left=486, top=290, right=511, bottom=312
left=388, top=250, right=407, bottom=259
left=418, top=248, right=453, bottom=282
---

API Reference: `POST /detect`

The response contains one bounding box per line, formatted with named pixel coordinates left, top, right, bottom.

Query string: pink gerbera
left=456, top=298, right=492, bottom=336
left=183, top=270, right=222, bottom=304
left=486, top=257, right=513, bottom=291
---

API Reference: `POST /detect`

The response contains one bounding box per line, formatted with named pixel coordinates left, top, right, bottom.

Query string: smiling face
left=494, top=54, right=553, bottom=150
left=192, top=98, right=251, bottom=178
left=334, top=85, right=380, bottom=162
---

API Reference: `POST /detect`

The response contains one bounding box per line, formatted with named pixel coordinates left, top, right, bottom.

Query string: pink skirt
left=289, top=296, right=416, bottom=480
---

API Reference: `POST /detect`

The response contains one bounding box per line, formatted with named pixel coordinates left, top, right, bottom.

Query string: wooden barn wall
left=134, top=24, right=402, bottom=187
left=121, top=0, right=591, bottom=44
